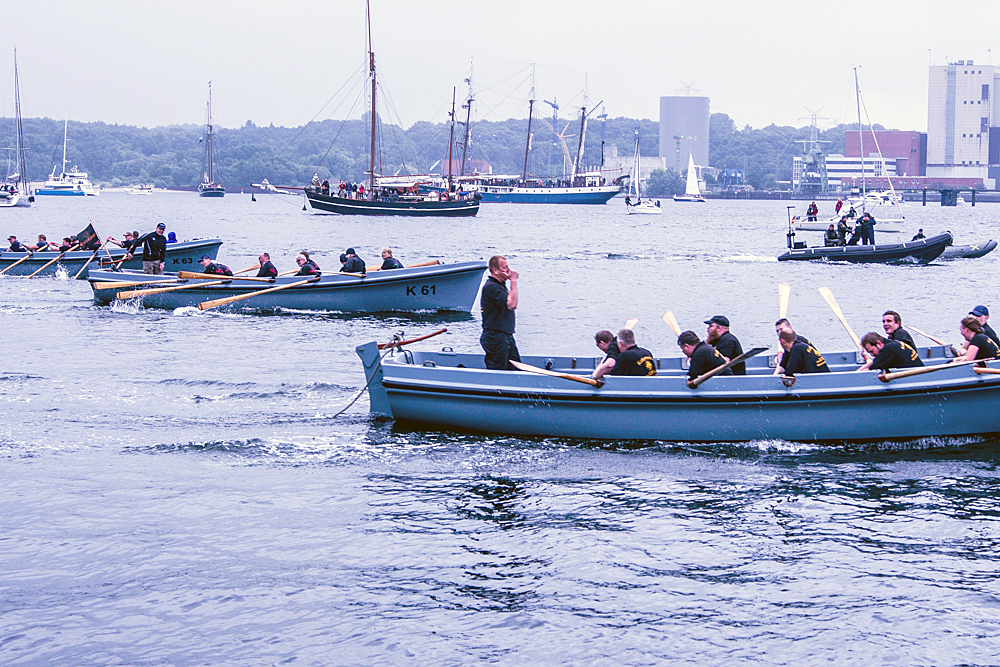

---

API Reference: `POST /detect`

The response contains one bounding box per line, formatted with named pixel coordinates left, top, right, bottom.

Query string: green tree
left=645, top=168, right=683, bottom=197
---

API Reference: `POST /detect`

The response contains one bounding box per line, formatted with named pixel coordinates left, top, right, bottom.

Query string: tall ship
left=198, top=82, right=225, bottom=197
left=34, top=117, right=98, bottom=197
left=301, top=1, right=478, bottom=217
left=0, top=48, right=33, bottom=208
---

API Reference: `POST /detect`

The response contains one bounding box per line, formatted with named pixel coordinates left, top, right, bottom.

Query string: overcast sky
left=2, top=0, right=997, bottom=134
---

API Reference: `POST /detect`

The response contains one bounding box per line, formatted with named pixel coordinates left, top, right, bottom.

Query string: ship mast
left=522, top=65, right=535, bottom=180
left=367, top=0, right=376, bottom=197
left=854, top=67, right=865, bottom=211
left=459, top=65, right=473, bottom=178
left=13, top=48, right=28, bottom=194
left=447, top=87, right=456, bottom=192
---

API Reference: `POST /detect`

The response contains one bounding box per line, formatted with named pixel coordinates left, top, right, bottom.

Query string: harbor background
left=3, top=194, right=1000, bottom=664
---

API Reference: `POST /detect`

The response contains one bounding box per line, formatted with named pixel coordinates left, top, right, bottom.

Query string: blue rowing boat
left=0, top=239, right=222, bottom=279
left=356, top=342, right=998, bottom=443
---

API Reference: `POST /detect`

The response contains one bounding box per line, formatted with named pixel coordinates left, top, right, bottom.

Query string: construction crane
left=673, top=133, right=697, bottom=171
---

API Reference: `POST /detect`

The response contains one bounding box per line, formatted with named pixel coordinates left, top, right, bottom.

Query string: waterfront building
left=659, top=96, right=709, bottom=171
left=845, top=131, right=926, bottom=176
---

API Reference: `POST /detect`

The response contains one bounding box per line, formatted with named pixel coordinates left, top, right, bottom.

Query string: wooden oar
left=94, top=279, right=183, bottom=290
left=510, top=360, right=603, bottom=387
left=26, top=244, right=79, bottom=278
left=118, top=280, right=230, bottom=300
left=662, top=311, right=681, bottom=336
left=177, top=271, right=274, bottom=282
left=235, top=263, right=261, bottom=275
left=365, top=259, right=442, bottom=271
left=688, top=347, right=769, bottom=389
left=0, top=251, right=34, bottom=275
left=197, top=275, right=321, bottom=311
left=279, top=269, right=298, bottom=276
left=624, top=319, right=639, bottom=330
left=73, top=250, right=100, bottom=280
left=973, top=367, right=1000, bottom=375
left=818, top=287, right=863, bottom=352
left=879, top=359, right=979, bottom=382
left=909, top=325, right=962, bottom=357
left=778, top=282, right=790, bottom=319
left=377, top=327, right=448, bottom=350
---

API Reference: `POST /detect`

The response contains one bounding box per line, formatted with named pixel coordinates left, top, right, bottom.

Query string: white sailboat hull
left=673, top=194, right=706, bottom=203
left=626, top=201, right=662, bottom=214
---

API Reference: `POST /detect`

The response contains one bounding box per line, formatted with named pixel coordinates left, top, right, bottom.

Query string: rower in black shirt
left=6, top=235, right=28, bottom=252
left=198, top=255, right=233, bottom=276
left=591, top=329, right=622, bottom=379
left=774, top=319, right=815, bottom=374
left=379, top=247, right=404, bottom=270
left=960, top=315, right=1000, bottom=361
left=295, top=251, right=321, bottom=276
left=778, top=329, right=829, bottom=375
left=605, top=329, right=655, bottom=378
left=968, top=306, right=1000, bottom=349
left=881, top=310, right=916, bottom=350
left=256, top=252, right=278, bottom=278
left=678, top=330, right=729, bottom=386
left=859, top=332, right=923, bottom=372
left=705, top=315, right=745, bottom=375
left=341, top=247, right=366, bottom=275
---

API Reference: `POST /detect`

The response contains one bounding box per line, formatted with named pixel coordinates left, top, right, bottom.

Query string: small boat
left=0, top=49, right=33, bottom=208
left=625, top=127, right=661, bottom=215
left=88, top=260, right=487, bottom=312
left=34, top=117, right=98, bottom=196
left=792, top=207, right=906, bottom=234
left=456, top=175, right=618, bottom=205
left=125, top=184, right=154, bottom=195
left=197, top=83, right=225, bottom=198
left=0, top=238, right=222, bottom=279
left=940, top=240, right=997, bottom=260
left=356, top=341, right=1000, bottom=443
left=778, top=231, right=952, bottom=264
left=673, top=153, right=706, bottom=202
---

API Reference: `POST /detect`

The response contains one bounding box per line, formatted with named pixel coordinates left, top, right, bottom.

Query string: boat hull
left=34, top=188, right=90, bottom=196
left=778, top=232, right=952, bottom=264
left=357, top=343, right=1000, bottom=443
left=475, top=186, right=618, bottom=204
left=305, top=191, right=479, bottom=216
left=89, top=261, right=487, bottom=312
left=940, top=240, right=996, bottom=260
left=625, top=202, right=663, bottom=214
left=794, top=217, right=905, bottom=234
left=198, top=185, right=225, bottom=197
left=0, top=239, right=222, bottom=279
left=673, top=194, right=706, bottom=203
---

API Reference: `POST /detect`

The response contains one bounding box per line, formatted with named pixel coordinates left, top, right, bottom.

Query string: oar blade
left=624, top=318, right=639, bottom=330
left=662, top=311, right=681, bottom=336
left=818, top=286, right=862, bottom=351
left=778, top=283, right=790, bottom=319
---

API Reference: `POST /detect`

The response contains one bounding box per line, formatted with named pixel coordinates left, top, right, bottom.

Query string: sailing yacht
left=673, top=153, right=705, bottom=202
left=624, top=127, right=660, bottom=214
left=0, top=48, right=32, bottom=208
left=198, top=82, right=225, bottom=197
left=34, top=118, right=98, bottom=196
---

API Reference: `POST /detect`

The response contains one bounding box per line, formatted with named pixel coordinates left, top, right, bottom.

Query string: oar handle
left=688, top=347, right=769, bottom=389
left=878, top=359, right=979, bottom=382
left=378, top=327, right=448, bottom=350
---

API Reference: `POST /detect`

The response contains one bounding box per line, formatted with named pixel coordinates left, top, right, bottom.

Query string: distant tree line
left=0, top=113, right=887, bottom=190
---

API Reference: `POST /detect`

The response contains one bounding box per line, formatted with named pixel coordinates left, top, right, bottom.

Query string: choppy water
left=3, top=193, right=1000, bottom=665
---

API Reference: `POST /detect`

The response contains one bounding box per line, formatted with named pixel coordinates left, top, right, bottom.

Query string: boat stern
left=356, top=341, right=393, bottom=418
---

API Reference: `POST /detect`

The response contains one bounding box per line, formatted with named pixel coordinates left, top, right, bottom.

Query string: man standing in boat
left=480, top=255, right=519, bottom=370
left=126, top=223, right=167, bottom=274
left=705, top=315, right=746, bottom=375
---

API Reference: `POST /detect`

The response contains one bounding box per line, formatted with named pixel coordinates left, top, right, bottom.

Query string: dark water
left=3, top=193, right=1000, bottom=665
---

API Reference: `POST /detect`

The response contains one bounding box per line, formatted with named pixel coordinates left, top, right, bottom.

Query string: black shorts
left=480, top=330, right=520, bottom=370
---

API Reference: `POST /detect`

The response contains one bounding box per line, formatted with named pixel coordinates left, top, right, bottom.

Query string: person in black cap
left=341, top=248, right=366, bottom=275
left=967, top=305, right=999, bottom=349
left=127, top=223, right=167, bottom=274
left=678, top=330, right=730, bottom=386
left=256, top=252, right=278, bottom=278
left=198, top=255, right=233, bottom=276
left=912, top=229, right=925, bottom=241
left=705, top=315, right=745, bottom=375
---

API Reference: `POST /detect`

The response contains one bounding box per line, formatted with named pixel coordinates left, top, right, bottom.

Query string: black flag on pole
left=76, top=222, right=102, bottom=251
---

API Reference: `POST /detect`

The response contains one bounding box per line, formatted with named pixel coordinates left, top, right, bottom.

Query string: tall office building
left=659, top=97, right=709, bottom=170
left=927, top=60, right=1000, bottom=188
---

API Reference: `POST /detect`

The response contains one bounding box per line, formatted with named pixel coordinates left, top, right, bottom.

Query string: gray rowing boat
left=0, top=239, right=223, bottom=279
left=356, top=341, right=998, bottom=443
left=89, top=261, right=487, bottom=312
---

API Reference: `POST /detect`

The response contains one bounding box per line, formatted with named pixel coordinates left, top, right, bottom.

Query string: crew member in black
left=126, top=223, right=167, bottom=274
left=968, top=305, right=1000, bottom=349
left=256, top=252, right=278, bottom=278
left=678, top=330, right=730, bottom=386
left=807, top=201, right=818, bottom=221
left=881, top=310, right=916, bottom=349
left=295, top=251, right=321, bottom=276
left=705, top=315, right=745, bottom=375
left=960, top=315, right=1000, bottom=361
left=773, top=318, right=814, bottom=374
left=837, top=217, right=850, bottom=245
left=860, top=212, right=876, bottom=245
left=591, top=329, right=622, bottom=379
left=912, top=228, right=925, bottom=241
left=859, top=332, right=923, bottom=372
left=198, top=255, right=233, bottom=276
left=29, top=235, right=53, bottom=252
left=824, top=224, right=839, bottom=246
left=604, top=328, right=656, bottom=378
left=379, top=247, right=403, bottom=270
left=7, top=235, right=28, bottom=252
left=777, top=328, right=829, bottom=375
left=341, top=248, right=366, bottom=275
left=480, top=255, right=519, bottom=370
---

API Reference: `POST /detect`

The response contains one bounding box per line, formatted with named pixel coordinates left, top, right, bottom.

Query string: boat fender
left=781, top=376, right=796, bottom=388
left=545, top=359, right=554, bottom=370
left=474, top=192, right=483, bottom=200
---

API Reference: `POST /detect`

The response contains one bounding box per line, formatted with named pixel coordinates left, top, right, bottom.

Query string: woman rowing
left=959, top=315, right=1000, bottom=361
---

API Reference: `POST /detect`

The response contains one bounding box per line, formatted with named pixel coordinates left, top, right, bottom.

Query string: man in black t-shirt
left=127, top=223, right=167, bottom=274
left=480, top=255, right=520, bottom=370
left=882, top=310, right=916, bottom=349
left=678, top=330, right=730, bottom=386
left=256, top=252, right=278, bottom=278
left=969, top=305, right=1000, bottom=349
left=859, top=332, right=923, bottom=372
left=591, top=329, right=622, bottom=379
left=198, top=255, right=233, bottom=276
left=603, top=328, right=655, bottom=378
left=705, top=315, right=745, bottom=375
left=778, top=328, right=829, bottom=375
left=341, top=248, right=366, bottom=275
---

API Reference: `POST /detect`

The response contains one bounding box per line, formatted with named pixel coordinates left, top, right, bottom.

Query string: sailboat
left=0, top=48, right=32, bottom=208
left=624, top=127, right=660, bottom=214
left=302, top=0, right=478, bottom=216
left=34, top=116, right=98, bottom=196
left=673, top=153, right=705, bottom=202
left=198, top=82, right=225, bottom=197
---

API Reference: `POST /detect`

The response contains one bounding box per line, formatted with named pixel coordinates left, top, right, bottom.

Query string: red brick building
left=845, top=131, right=927, bottom=176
